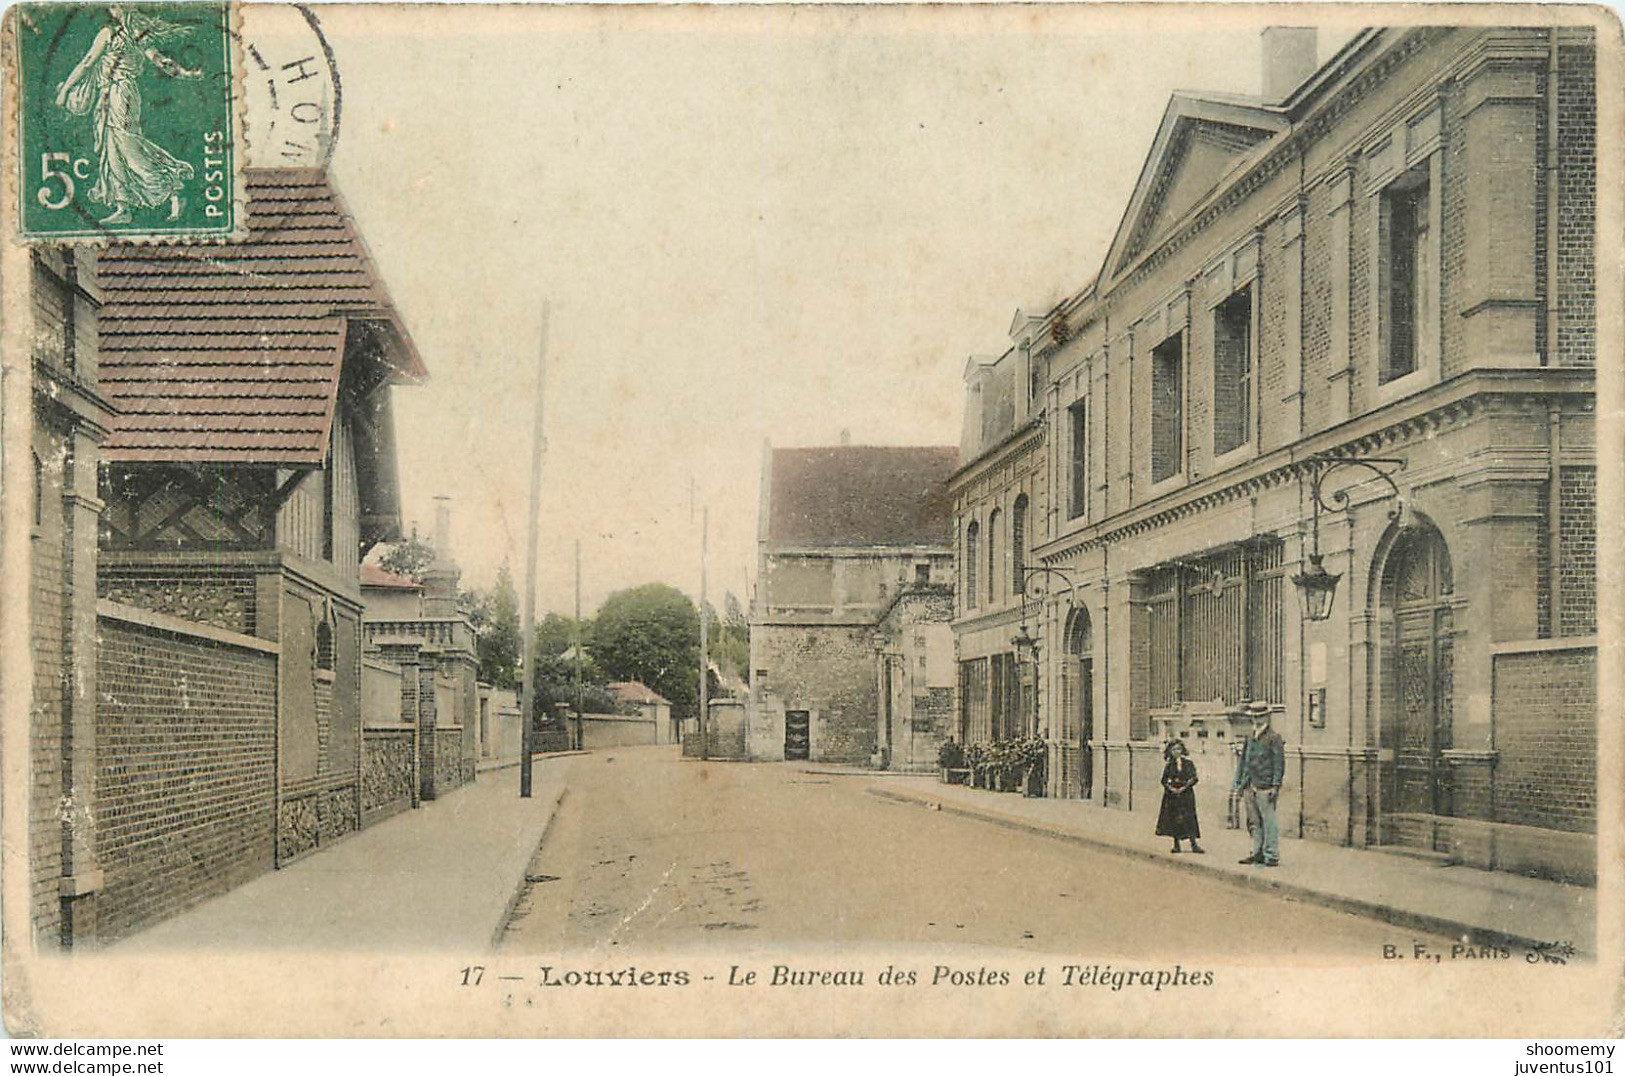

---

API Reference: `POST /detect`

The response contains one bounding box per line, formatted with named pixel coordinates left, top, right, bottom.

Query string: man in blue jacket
left=1233, top=700, right=1286, bottom=867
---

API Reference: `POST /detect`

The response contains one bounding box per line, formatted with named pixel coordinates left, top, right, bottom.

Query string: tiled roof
left=96, top=168, right=427, bottom=465
left=360, top=563, right=422, bottom=590
left=609, top=681, right=670, bottom=706
left=768, top=445, right=958, bottom=548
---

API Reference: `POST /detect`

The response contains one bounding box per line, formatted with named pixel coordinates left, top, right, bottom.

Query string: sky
left=267, top=5, right=1367, bottom=616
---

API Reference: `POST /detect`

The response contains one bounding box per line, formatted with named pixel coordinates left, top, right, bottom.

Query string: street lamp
left=1012, top=565, right=1078, bottom=736
left=1292, top=454, right=1406, bottom=622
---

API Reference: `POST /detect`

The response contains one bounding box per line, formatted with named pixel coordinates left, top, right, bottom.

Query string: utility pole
left=573, top=539, right=583, bottom=752
left=518, top=303, right=549, bottom=798
left=699, top=504, right=710, bottom=761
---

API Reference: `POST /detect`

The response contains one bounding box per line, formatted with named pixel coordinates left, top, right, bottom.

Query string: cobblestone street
left=499, top=746, right=1446, bottom=956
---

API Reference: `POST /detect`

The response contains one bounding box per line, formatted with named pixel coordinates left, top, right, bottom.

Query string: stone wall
left=580, top=713, right=659, bottom=750
left=434, top=726, right=470, bottom=796
left=98, top=569, right=256, bottom=634
left=685, top=700, right=748, bottom=759
left=94, top=617, right=277, bottom=943
left=752, top=623, right=875, bottom=764
left=362, top=726, right=417, bottom=824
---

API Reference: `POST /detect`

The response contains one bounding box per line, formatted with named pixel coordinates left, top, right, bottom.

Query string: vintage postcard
left=1, top=1, right=1620, bottom=1042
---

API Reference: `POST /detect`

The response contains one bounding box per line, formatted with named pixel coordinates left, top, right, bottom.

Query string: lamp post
left=1292, top=454, right=1406, bottom=622
left=1011, top=565, right=1079, bottom=739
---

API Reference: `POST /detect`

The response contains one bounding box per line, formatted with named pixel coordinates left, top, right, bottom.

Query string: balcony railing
left=363, top=616, right=475, bottom=652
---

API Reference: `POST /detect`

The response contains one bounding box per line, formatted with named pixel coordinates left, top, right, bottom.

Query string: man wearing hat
left=1233, top=700, right=1286, bottom=866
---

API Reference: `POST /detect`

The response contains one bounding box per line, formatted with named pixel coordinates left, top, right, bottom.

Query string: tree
left=534, top=611, right=584, bottom=660
left=590, top=583, right=701, bottom=718
left=707, top=593, right=751, bottom=690
left=378, top=533, right=436, bottom=580
left=468, top=564, right=522, bottom=689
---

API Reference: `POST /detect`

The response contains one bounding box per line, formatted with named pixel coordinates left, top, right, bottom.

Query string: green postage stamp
left=13, top=2, right=240, bottom=241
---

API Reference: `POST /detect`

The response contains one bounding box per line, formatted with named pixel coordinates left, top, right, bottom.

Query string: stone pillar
left=59, top=430, right=104, bottom=946
left=1456, top=58, right=1543, bottom=366
left=1277, top=198, right=1306, bottom=445
left=416, top=650, right=440, bottom=800
left=377, top=641, right=423, bottom=807
left=1325, top=163, right=1355, bottom=428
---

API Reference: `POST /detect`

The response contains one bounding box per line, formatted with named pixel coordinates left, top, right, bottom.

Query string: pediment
left=1100, top=94, right=1289, bottom=285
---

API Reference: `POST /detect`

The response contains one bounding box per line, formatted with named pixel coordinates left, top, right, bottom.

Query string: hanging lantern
left=1291, top=553, right=1342, bottom=623
left=1011, top=623, right=1036, bottom=662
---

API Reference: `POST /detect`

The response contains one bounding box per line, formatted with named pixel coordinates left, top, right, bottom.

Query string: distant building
left=361, top=496, right=481, bottom=802
left=949, top=326, right=1057, bottom=782
left=609, top=681, right=676, bottom=744
left=475, top=685, right=524, bottom=764
left=360, top=561, right=423, bottom=619
left=748, top=444, right=958, bottom=767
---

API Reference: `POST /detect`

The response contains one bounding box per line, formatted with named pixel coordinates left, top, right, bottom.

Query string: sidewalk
left=116, top=754, right=576, bottom=953
left=863, top=773, right=1596, bottom=957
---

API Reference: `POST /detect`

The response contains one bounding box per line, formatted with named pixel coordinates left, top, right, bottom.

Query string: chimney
left=432, top=494, right=452, bottom=559
left=422, top=494, right=460, bottom=616
left=1261, top=27, right=1318, bottom=103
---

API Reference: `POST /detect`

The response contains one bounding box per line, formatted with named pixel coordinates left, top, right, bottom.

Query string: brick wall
left=1440, top=81, right=1469, bottom=379
left=1493, top=646, right=1595, bottom=834
left=1299, top=178, right=1335, bottom=437
left=1556, top=45, right=1595, bottom=368
left=1559, top=466, right=1596, bottom=636
left=94, top=619, right=277, bottom=942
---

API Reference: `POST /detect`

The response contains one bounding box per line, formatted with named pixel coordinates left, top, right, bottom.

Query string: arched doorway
left=1378, top=521, right=1455, bottom=845
left=1064, top=608, right=1094, bottom=800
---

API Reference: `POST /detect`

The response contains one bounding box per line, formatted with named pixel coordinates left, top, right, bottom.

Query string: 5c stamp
left=13, top=2, right=241, bottom=241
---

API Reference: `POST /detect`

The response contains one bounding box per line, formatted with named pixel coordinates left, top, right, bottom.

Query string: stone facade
left=951, top=345, right=1050, bottom=759
left=953, top=28, right=1597, bottom=881
left=749, top=444, right=958, bottom=765
left=873, top=585, right=958, bottom=772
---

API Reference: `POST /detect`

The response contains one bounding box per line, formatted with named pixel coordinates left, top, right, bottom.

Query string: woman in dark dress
left=1156, top=739, right=1204, bottom=853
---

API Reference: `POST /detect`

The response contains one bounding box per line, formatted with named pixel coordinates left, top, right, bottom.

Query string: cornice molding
left=1033, top=369, right=1593, bottom=561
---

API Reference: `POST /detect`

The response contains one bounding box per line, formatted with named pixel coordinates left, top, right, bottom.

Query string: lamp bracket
left=1302, top=454, right=1406, bottom=521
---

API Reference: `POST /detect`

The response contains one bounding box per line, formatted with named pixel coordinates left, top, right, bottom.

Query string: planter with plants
left=965, top=742, right=989, bottom=789
left=938, top=739, right=969, bottom=784
left=992, top=740, right=1022, bottom=792
left=1014, top=737, right=1048, bottom=797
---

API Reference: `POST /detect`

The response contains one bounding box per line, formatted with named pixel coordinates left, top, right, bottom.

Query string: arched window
left=987, top=509, right=1001, bottom=604
left=1011, top=495, right=1028, bottom=595
left=965, top=521, right=980, bottom=610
